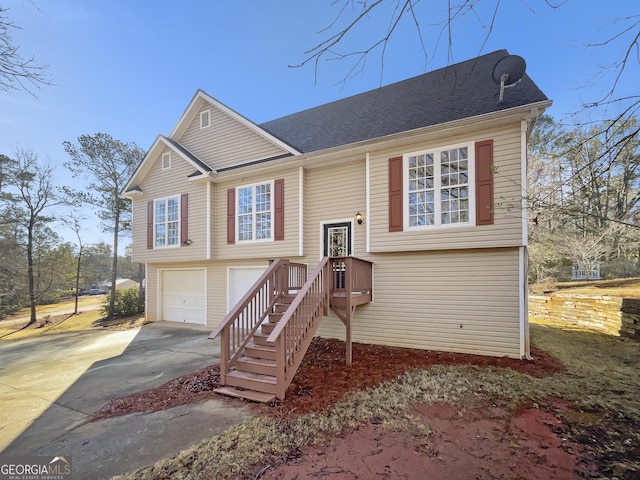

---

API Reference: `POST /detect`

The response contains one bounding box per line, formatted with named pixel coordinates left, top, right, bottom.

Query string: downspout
left=206, top=181, right=212, bottom=260
left=365, top=152, right=371, bottom=253
left=299, top=166, right=304, bottom=257
left=144, top=263, right=149, bottom=322
left=520, top=113, right=537, bottom=360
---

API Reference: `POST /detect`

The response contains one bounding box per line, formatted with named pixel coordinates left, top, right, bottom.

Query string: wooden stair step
left=236, top=356, right=276, bottom=375
left=261, top=322, right=276, bottom=334
left=245, top=342, right=276, bottom=360
left=226, top=370, right=277, bottom=394
left=253, top=332, right=271, bottom=346
left=213, top=386, right=276, bottom=403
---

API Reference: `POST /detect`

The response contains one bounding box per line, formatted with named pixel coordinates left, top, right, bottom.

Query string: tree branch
left=0, top=7, right=51, bottom=96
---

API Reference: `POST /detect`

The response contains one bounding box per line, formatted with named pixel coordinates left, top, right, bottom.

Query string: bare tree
left=4, top=149, right=59, bottom=326
left=293, top=1, right=571, bottom=85
left=63, top=214, right=86, bottom=315
left=528, top=114, right=639, bottom=280
left=63, top=133, right=144, bottom=319
left=0, top=6, right=51, bottom=95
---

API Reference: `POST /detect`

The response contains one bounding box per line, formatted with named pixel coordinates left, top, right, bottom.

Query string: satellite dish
left=491, top=55, right=526, bottom=103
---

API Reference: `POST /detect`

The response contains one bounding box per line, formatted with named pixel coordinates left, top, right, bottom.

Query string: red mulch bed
left=265, top=338, right=562, bottom=416
left=91, top=338, right=564, bottom=421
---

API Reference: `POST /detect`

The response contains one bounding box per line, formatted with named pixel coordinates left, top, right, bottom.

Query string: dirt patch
left=250, top=401, right=595, bottom=480
left=92, top=338, right=564, bottom=421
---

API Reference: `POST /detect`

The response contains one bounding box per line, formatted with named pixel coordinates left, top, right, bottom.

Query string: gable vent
left=162, top=152, right=171, bottom=170
left=200, top=109, right=211, bottom=129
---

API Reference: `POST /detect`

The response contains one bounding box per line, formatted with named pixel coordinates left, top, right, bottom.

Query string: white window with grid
left=405, top=144, right=474, bottom=229
left=155, top=196, right=180, bottom=247
left=237, top=181, right=273, bottom=242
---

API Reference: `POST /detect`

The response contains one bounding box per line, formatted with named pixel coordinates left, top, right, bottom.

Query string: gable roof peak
left=169, top=89, right=301, bottom=155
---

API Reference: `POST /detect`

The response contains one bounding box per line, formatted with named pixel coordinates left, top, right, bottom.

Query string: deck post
left=345, top=257, right=352, bottom=365
left=220, top=327, right=229, bottom=385
left=322, top=260, right=329, bottom=315
left=275, top=334, right=286, bottom=400
left=345, top=314, right=352, bottom=365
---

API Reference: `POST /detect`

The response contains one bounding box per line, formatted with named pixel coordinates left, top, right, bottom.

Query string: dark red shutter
left=475, top=139, right=494, bottom=225
left=274, top=179, right=284, bottom=241
left=147, top=201, right=154, bottom=249
left=388, top=156, right=403, bottom=232
left=180, top=193, right=188, bottom=246
left=227, top=188, right=235, bottom=244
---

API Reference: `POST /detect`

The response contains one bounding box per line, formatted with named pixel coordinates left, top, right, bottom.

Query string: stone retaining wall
left=529, top=293, right=640, bottom=337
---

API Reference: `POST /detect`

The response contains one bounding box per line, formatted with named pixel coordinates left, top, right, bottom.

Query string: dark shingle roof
left=162, top=135, right=212, bottom=173
left=259, top=50, right=548, bottom=153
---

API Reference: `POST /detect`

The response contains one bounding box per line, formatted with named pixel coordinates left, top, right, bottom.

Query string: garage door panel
left=228, top=267, right=267, bottom=311
left=162, top=269, right=205, bottom=325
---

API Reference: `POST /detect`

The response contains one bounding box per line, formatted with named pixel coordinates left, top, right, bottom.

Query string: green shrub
left=0, top=302, right=20, bottom=318
left=102, top=287, right=144, bottom=318
left=38, top=292, right=61, bottom=305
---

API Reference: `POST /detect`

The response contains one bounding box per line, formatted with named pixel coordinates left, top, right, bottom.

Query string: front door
left=323, top=222, right=352, bottom=257
left=323, top=222, right=352, bottom=290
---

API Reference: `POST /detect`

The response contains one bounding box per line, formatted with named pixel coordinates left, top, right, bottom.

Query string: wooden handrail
left=267, top=258, right=329, bottom=341
left=329, top=256, right=374, bottom=295
left=209, top=259, right=285, bottom=340
left=268, top=257, right=331, bottom=399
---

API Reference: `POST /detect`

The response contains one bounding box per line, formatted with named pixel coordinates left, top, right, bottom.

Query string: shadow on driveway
left=0, top=322, right=253, bottom=479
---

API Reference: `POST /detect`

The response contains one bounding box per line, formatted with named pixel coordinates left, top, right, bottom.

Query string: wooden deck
left=331, top=291, right=372, bottom=307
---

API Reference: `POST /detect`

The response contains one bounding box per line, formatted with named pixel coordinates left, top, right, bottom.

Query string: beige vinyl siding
left=369, top=124, right=525, bottom=252
left=179, top=104, right=288, bottom=170
left=213, top=169, right=301, bottom=259
left=131, top=148, right=207, bottom=263
left=145, top=250, right=521, bottom=357
left=304, top=159, right=367, bottom=259
left=145, top=263, right=158, bottom=322
left=316, top=248, right=522, bottom=358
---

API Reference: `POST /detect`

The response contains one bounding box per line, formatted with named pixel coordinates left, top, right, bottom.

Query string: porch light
left=183, top=239, right=192, bottom=246
left=355, top=212, right=364, bottom=225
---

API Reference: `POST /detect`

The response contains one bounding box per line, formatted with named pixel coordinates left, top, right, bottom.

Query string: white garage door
left=228, top=267, right=267, bottom=311
left=162, top=269, right=206, bottom=325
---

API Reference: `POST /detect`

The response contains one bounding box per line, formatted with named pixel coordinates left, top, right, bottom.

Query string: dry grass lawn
left=0, top=296, right=145, bottom=339
left=531, top=276, right=640, bottom=298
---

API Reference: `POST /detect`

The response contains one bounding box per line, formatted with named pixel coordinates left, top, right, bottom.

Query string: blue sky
left=1, top=0, right=637, bottom=251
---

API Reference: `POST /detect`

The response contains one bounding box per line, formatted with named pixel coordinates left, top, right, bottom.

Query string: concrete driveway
left=0, top=323, right=253, bottom=479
